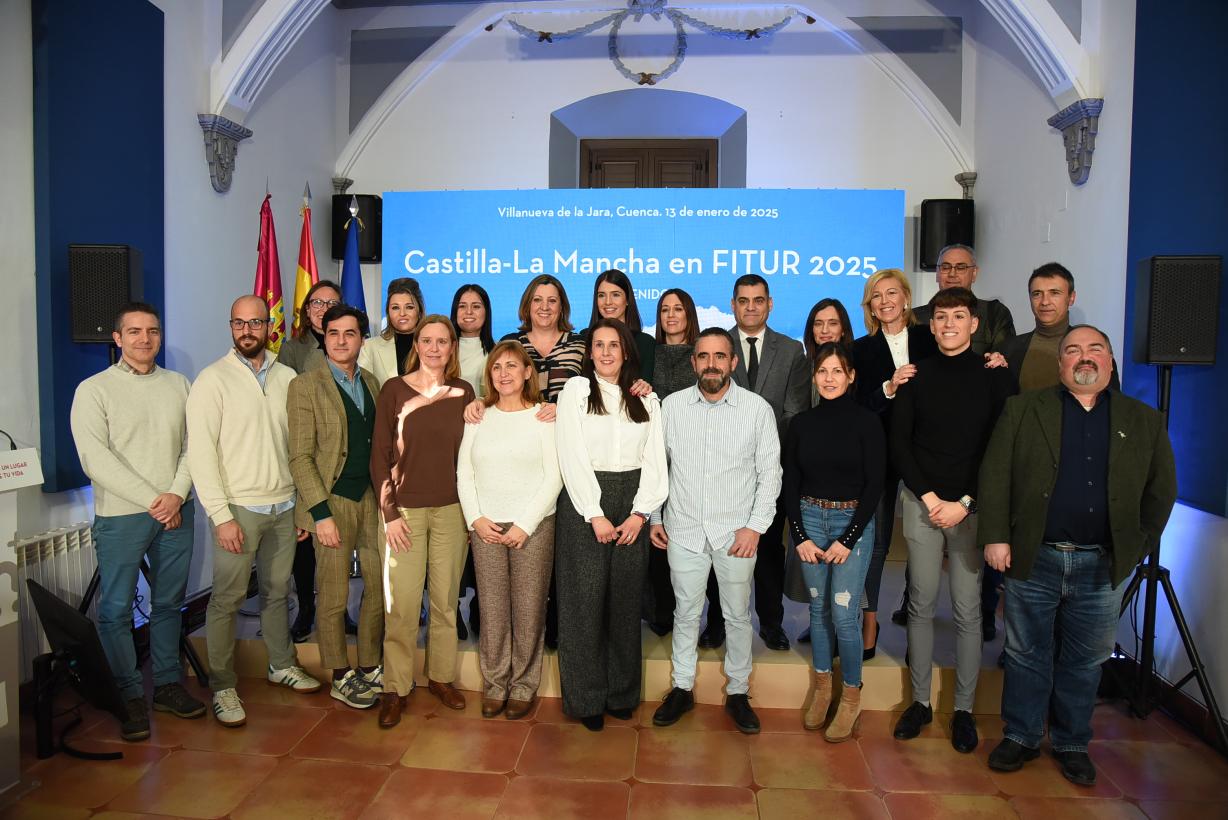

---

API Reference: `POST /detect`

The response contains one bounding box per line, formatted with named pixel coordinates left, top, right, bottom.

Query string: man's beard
left=235, top=335, right=264, bottom=359
left=1073, top=361, right=1098, bottom=386
left=698, top=369, right=729, bottom=394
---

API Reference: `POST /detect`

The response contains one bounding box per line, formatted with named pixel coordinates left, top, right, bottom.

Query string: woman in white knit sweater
left=456, top=340, right=562, bottom=720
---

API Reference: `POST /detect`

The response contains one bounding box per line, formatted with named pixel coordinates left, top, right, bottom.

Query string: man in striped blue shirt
left=649, top=327, right=782, bottom=734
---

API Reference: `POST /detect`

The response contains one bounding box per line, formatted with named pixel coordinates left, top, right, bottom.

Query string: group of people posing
left=71, top=243, right=1175, bottom=788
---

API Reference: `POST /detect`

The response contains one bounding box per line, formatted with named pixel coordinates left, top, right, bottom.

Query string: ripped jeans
left=797, top=501, right=875, bottom=687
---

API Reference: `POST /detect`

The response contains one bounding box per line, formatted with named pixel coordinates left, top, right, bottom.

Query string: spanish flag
left=253, top=193, right=286, bottom=353
left=292, top=183, right=320, bottom=333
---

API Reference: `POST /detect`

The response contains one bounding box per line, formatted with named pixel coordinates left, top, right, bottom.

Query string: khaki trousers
left=314, top=488, right=384, bottom=670
left=471, top=516, right=555, bottom=701
left=382, top=503, right=467, bottom=696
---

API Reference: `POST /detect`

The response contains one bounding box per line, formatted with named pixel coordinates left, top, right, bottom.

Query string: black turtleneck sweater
left=394, top=332, right=415, bottom=376
left=891, top=347, right=1018, bottom=502
left=783, top=392, right=885, bottom=547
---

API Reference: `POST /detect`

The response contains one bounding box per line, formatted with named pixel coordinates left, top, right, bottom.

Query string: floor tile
left=635, top=700, right=736, bottom=731
left=859, top=737, right=998, bottom=794
left=757, top=788, right=890, bottom=820
left=1094, top=740, right=1228, bottom=801
left=1138, top=799, right=1228, bottom=820
left=1090, top=702, right=1177, bottom=743
left=756, top=706, right=813, bottom=734
left=230, top=758, right=389, bottom=820
left=748, top=733, right=875, bottom=790
left=516, top=723, right=637, bottom=781
left=629, top=783, right=757, bottom=820
left=856, top=710, right=1003, bottom=742
left=174, top=701, right=326, bottom=756
left=0, top=804, right=91, bottom=820
left=291, top=708, right=423, bottom=765
left=400, top=717, right=529, bottom=773
left=423, top=688, right=496, bottom=720
left=107, top=749, right=278, bottom=818
left=494, top=776, right=629, bottom=820
left=981, top=744, right=1123, bottom=798
left=884, top=793, right=1018, bottom=819
left=634, top=729, right=751, bottom=786
left=91, top=813, right=196, bottom=820
left=1011, top=796, right=1149, bottom=819
left=361, top=768, right=507, bottom=820
left=18, top=743, right=166, bottom=809
left=223, top=678, right=338, bottom=710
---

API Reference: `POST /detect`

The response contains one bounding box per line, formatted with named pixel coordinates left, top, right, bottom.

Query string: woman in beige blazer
left=359, top=277, right=425, bottom=387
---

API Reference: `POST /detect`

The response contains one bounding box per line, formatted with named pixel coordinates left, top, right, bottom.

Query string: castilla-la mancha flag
left=292, top=191, right=320, bottom=334
left=254, top=193, right=286, bottom=353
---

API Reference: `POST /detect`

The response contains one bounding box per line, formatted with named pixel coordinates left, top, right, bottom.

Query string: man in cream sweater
left=187, top=295, right=320, bottom=727
left=71, top=303, right=204, bottom=742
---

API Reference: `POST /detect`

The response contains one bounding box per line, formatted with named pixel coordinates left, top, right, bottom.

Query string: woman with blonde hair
left=457, top=341, right=562, bottom=719
left=370, top=315, right=475, bottom=727
left=851, top=269, right=936, bottom=657
left=359, top=277, right=425, bottom=386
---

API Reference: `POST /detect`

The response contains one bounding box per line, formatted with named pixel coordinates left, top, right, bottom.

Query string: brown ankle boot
left=803, top=671, right=833, bottom=730
left=824, top=684, right=862, bottom=743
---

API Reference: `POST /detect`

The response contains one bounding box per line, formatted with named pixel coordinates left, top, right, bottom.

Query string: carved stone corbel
left=198, top=114, right=253, bottom=194
left=332, top=177, right=354, bottom=195
left=954, top=172, right=978, bottom=199
left=1047, top=98, right=1103, bottom=186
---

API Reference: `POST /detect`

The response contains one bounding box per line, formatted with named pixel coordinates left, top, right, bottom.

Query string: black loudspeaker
left=918, top=199, right=975, bottom=271
left=1132, top=255, right=1221, bottom=365
left=331, top=194, right=382, bottom=263
left=68, top=244, right=144, bottom=343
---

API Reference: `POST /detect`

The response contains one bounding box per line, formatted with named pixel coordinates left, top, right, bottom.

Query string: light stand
left=1116, top=363, right=1227, bottom=753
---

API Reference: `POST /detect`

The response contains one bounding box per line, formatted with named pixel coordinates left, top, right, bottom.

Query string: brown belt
left=801, top=497, right=858, bottom=510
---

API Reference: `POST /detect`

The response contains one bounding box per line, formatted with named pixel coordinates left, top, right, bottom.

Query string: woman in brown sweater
left=370, top=315, right=475, bottom=727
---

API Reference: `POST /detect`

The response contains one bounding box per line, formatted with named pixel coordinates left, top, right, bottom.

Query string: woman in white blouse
left=555, top=318, right=668, bottom=732
left=359, top=277, right=424, bottom=387
left=457, top=340, right=560, bottom=721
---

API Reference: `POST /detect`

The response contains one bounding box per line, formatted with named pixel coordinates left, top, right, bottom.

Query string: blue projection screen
left=381, top=188, right=903, bottom=340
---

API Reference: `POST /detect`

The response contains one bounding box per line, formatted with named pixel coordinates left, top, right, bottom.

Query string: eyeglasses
left=938, top=263, right=975, bottom=274
left=230, top=318, right=268, bottom=330
left=309, top=298, right=340, bottom=310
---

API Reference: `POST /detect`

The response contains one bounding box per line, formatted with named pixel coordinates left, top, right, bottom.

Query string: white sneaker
left=212, top=688, right=246, bottom=727
left=358, top=665, right=383, bottom=693
left=331, top=670, right=378, bottom=709
left=267, top=664, right=322, bottom=693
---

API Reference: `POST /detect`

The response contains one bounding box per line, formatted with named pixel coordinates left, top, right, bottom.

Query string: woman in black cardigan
left=851, top=269, right=936, bottom=659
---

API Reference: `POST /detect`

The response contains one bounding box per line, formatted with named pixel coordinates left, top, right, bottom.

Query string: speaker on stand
left=918, top=199, right=975, bottom=272
left=1119, top=254, right=1226, bottom=753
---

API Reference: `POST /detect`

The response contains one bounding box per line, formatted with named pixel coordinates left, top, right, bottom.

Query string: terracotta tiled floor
left=5, top=682, right=1227, bottom=819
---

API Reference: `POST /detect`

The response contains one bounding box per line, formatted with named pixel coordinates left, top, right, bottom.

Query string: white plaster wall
left=962, top=2, right=1136, bottom=344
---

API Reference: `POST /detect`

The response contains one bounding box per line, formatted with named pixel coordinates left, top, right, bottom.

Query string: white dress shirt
left=737, top=328, right=765, bottom=376
left=882, top=326, right=911, bottom=400
left=555, top=376, right=668, bottom=522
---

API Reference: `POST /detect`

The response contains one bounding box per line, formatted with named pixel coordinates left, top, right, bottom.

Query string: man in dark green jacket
left=977, top=325, right=1176, bottom=787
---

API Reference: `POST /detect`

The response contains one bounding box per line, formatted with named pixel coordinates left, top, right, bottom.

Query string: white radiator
left=12, top=522, right=97, bottom=683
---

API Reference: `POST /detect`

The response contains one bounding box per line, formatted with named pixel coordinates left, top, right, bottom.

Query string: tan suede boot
left=803, top=671, right=833, bottom=730
left=824, top=684, right=862, bottom=743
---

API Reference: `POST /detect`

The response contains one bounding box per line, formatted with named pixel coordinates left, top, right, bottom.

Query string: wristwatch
left=632, top=511, right=650, bottom=523
left=958, top=495, right=977, bottom=514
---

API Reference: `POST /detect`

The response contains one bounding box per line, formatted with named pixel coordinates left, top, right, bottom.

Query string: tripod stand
left=1116, top=363, right=1227, bottom=752
left=79, top=560, right=210, bottom=687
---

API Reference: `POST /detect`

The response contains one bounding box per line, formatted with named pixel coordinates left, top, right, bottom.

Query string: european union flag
left=340, top=196, right=367, bottom=321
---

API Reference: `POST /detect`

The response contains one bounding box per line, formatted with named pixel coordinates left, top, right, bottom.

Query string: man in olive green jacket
left=977, top=325, right=1176, bottom=787
left=287, top=304, right=384, bottom=709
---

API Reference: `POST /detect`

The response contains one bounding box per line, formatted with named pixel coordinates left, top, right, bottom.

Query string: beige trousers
left=314, top=488, right=384, bottom=670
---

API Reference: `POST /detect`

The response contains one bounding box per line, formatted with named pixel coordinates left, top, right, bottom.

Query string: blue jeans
left=94, top=505, right=195, bottom=699
left=797, top=501, right=874, bottom=687
left=1002, top=544, right=1125, bottom=752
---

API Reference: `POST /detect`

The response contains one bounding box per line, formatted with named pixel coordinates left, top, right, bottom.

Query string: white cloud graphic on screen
left=643, top=306, right=736, bottom=338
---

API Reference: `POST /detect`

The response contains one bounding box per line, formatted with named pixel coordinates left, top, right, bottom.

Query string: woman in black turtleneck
left=783, top=342, right=884, bottom=741
left=276, top=279, right=343, bottom=641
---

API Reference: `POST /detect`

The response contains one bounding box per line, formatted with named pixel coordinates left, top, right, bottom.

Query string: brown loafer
left=481, top=697, right=506, bottom=718
left=428, top=679, right=467, bottom=711
left=378, top=693, right=406, bottom=729
left=505, top=697, right=536, bottom=720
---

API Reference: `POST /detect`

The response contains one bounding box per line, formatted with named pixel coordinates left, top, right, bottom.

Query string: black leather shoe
left=759, top=626, right=790, bottom=651
left=647, top=621, right=672, bottom=637
left=652, top=688, right=695, bottom=727
left=698, top=627, right=725, bottom=649
left=982, top=617, right=997, bottom=642
left=988, top=739, right=1040, bottom=772
left=724, top=694, right=760, bottom=734
left=893, top=701, right=933, bottom=740
left=1053, top=750, right=1097, bottom=785
left=797, top=627, right=811, bottom=644
left=951, top=710, right=979, bottom=753
left=606, top=706, right=634, bottom=721
left=863, top=622, right=881, bottom=661
left=580, top=714, right=604, bottom=732
left=290, top=618, right=313, bottom=644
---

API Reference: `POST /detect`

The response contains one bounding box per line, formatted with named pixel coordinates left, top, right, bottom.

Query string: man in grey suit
left=704, top=273, right=810, bottom=651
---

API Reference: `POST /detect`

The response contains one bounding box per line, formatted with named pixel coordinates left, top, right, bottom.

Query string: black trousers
left=292, top=533, right=316, bottom=623
left=705, top=504, right=786, bottom=634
